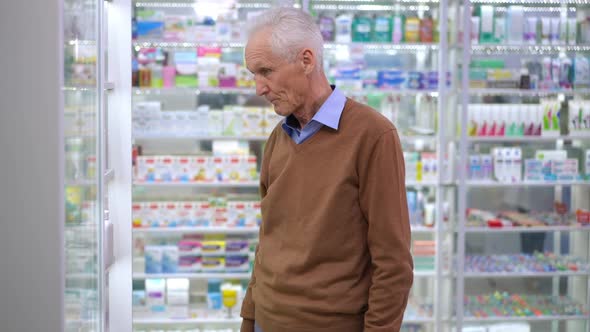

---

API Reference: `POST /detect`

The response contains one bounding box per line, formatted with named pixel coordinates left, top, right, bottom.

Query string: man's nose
left=255, top=76, right=269, bottom=96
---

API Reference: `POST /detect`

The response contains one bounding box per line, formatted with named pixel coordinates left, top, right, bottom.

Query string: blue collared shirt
left=281, top=87, right=346, bottom=144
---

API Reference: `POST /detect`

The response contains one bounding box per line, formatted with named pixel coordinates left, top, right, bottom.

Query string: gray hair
left=247, top=7, right=324, bottom=68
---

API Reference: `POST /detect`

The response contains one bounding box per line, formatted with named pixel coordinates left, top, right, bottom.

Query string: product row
left=467, top=99, right=578, bottom=137
left=467, top=148, right=590, bottom=183
left=407, top=190, right=439, bottom=228
left=316, top=12, right=439, bottom=44
left=412, top=240, right=435, bottom=271
left=134, top=8, right=442, bottom=44
left=144, top=246, right=251, bottom=274
left=135, top=155, right=258, bottom=183
left=470, top=6, right=590, bottom=46
left=134, top=278, right=245, bottom=319
left=133, top=102, right=280, bottom=137
left=134, top=47, right=254, bottom=89
left=464, top=252, right=590, bottom=274
left=132, top=199, right=261, bottom=229
left=464, top=292, right=588, bottom=318
left=466, top=208, right=590, bottom=229
left=469, top=56, right=590, bottom=90
left=332, top=68, right=450, bottom=92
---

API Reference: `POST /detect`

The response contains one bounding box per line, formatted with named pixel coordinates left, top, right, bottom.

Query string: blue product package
left=162, top=246, right=178, bottom=273
left=407, top=71, right=425, bottom=89
left=377, top=70, right=405, bottom=89
left=136, top=21, right=164, bottom=39
left=226, top=255, right=249, bottom=272
left=145, top=246, right=163, bottom=274
left=207, top=292, right=222, bottom=310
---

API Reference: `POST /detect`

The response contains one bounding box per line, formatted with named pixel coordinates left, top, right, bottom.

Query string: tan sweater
left=240, top=99, right=413, bottom=332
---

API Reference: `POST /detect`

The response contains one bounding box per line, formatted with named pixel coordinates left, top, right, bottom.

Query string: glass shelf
left=132, top=87, right=440, bottom=96
left=466, top=135, right=590, bottom=143
left=463, top=315, right=589, bottom=322
left=465, top=180, right=590, bottom=188
left=471, top=0, right=586, bottom=5
left=133, top=41, right=246, bottom=49
left=469, top=89, right=590, bottom=96
left=132, top=227, right=260, bottom=235
left=325, top=42, right=438, bottom=51
left=311, top=3, right=432, bottom=11
left=132, top=273, right=251, bottom=280
left=471, top=45, right=590, bottom=55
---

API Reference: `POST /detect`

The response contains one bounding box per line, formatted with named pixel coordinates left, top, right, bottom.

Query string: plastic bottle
left=352, top=14, right=372, bottom=42
left=372, top=14, right=392, bottom=42
left=318, top=13, right=335, bottom=42
left=392, top=14, right=404, bottom=43
left=162, top=51, right=176, bottom=88
left=420, top=13, right=434, bottom=43
left=335, top=13, right=353, bottom=43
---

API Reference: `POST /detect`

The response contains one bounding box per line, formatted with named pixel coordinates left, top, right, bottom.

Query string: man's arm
left=359, top=129, right=414, bottom=332
left=240, top=129, right=275, bottom=332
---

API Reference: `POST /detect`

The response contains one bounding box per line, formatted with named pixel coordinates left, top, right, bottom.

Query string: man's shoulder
left=342, top=98, right=396, bottom=135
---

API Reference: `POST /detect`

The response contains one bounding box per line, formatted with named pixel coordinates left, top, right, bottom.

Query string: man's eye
left=259, top=68, right=272, bottom=76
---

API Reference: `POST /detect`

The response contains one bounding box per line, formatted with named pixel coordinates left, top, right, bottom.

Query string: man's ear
left=300, top=48, right=315, bottom=75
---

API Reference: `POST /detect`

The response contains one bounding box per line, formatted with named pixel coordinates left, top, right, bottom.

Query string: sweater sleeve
left=240, top=127, right=276, bottom=327
left=359, top=129, right=414, bottom=332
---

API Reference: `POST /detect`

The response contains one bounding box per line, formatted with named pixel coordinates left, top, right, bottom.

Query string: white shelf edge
left=464, top=225, right=590, bottom=233
left=132, top=273, right=251, bottom=280
left=463, top=315, right=589, bottom=322
left=133, top=182, right=259, bottom=188
left=132, top=227, right=259, bottom=234
left=466, top=180, right=590, bottom=188
left=132, top=87, right=439, bottom=96
left=469, top=89, right=590, bottom=96
left=466, top=136, right=590, bottom=143
left=133, top=317, right=242, bottom=325
left=133, top=135, right=269, bottom=141
left=464, top=271, right=590, bottom=278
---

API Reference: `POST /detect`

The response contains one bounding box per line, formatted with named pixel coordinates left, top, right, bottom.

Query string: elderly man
left=240, top=7, right=413, bottom=332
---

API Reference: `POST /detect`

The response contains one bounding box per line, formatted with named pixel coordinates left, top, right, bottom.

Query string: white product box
left=208, top=110, right=224, bottom=136
left=145, top=246, right=163, bottom=274
left=145, top=279, right=166, bottom=311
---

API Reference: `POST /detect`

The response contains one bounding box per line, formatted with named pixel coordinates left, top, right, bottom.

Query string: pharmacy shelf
left=133, top=40, right=246, bottom=49
left=464, top=271, right=590, bottom=278
left=133, top=87, right=255, bottom=95
left=132, top=87, right=439, bottom=97
left=135, top=135, right=437, bottom=143
left=63, top=86, right=95, bottom=92
left=402, top=317, right=436, bottom=324
left=312, top=3, right=432, bottom=11
left=406, top=180, right=439, bottom=187
left=465, top=180, right=590, bottom=188
left=463, top=315, right=589, bottom=322
left=133, top=181, right=439, bottom=188
left=466, top=136, right=588, bottom=143
left=411, top=226, right=437, bottom=233
left=324, top=42, right=438, bottom=51
left=66, top=273, right=97, bottom=280
left=133, top=182, right=259, bottom=188
left=135, top=1, right=275, bottom=9
left=65, top=180, right=96, bottom=187
left=132, top=273, right=251, bottom=280
left=133, top=135, right=269, bottom=142
left=414, top=270, right=437, bottom=277
left=464, top=225, right=590, bottom=233
left=469, top=88, right=590, bottom=96
left=133, top=317, right=242, bottom=325
left=471, top=44, right=590, bottom=55
left=470, top=0, right=585, bottom=4
left=132, top=227, right=259, bottom=235
left=133, top=316, right=437, bottom=325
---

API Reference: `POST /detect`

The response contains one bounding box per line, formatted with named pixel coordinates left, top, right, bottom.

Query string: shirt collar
left=283, top=86, right=346, bottom=131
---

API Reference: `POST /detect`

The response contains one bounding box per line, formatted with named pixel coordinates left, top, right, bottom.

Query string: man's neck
left=292, top=81, right=333, bottom=128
